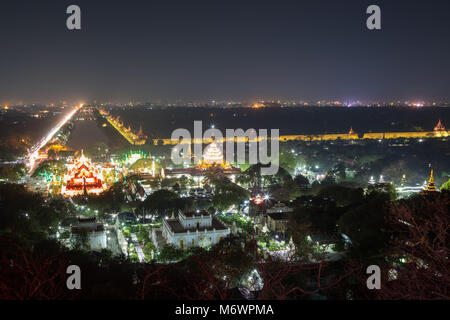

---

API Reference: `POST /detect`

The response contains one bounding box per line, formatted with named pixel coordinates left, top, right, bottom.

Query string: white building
left=160, top=210, right=230, bottom=249
left=71, top=217, right=107, bottom=251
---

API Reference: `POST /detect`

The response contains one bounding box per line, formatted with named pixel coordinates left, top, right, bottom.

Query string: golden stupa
left=196, top=142, right=231, bottom=169
left=421, top=169, right=438, bottom=194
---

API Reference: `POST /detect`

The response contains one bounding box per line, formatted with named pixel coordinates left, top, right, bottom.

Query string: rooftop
left=181, top=209, right=211, bottom=218
left=166, top=216, right=228, bottom=234
left=72, top=217, right=104, bottom=233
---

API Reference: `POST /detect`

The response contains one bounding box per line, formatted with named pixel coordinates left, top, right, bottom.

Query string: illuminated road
left=396, top=186, right=424, bottom=193
left=396, top=185, right=424, bottom=198
left=26, top=105, right=82, bottom=173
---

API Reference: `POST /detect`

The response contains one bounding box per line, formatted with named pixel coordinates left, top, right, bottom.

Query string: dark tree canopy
left=140, top=189, right=192, bottom=217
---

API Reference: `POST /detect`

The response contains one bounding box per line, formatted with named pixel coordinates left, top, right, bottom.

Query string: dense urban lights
left=27, top=105, right=81, bottom=172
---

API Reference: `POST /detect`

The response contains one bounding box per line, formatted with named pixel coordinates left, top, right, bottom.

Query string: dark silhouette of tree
left=291, top=196, right=343, bottom=236
left=367, top=182, right=397, bottom=201
left=294, top=174, right=310, bottom=190
left=317, top=185, right=364, bottom=207
left=378, top=192, right=450, bottom=299
left=0, top=236, right=76, bottom=300
left=337, top=190, right=391, bottom=258
left=140, top=189, right=190, bottom=218
left=0, top=183, right=74, bottom=241
left=209, top=176, right=250, bottom=213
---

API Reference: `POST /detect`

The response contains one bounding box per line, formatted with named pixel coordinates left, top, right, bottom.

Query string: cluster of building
left=52, top=118, right=447, bottom=255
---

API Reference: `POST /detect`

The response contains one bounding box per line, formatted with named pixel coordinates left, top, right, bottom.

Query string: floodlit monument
left=61, top=152, right=105, bottom=197
left=167, top=142, right=241, bottom=177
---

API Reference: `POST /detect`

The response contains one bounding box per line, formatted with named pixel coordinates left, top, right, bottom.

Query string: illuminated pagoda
left=421, top=169, right=438, bottom=194
left=128, top=124, right=148, bottom=146
left=434, top=119, right=446, bottom=132
left=197, top=142, right=229, bottom=169
left=137, top=125, right=148, bottom=140
left=167, top=142, right=241, bottom=177
left=348, top=126, right=355, bottom=135
left=61, top=151, right=105, bottom=197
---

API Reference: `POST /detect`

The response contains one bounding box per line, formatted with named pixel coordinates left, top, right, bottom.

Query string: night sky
left=1, top=0, right=450, bottom=104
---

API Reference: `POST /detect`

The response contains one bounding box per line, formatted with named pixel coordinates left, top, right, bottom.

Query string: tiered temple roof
left=62, top=152, right=104, bottom=196
left=196, top=142, right=234, bottom=170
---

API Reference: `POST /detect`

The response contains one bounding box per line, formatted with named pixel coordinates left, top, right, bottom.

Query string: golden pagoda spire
left=79, top=149, right=86, bottom=162
left=424, top=168, right=438, bottom=193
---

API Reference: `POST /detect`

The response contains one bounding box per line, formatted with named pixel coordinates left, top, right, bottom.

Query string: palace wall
left=151, top=130, right=449, bottom=145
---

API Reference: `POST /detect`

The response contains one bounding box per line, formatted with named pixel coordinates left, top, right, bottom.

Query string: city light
left=26, top=104, right=81, bottom=173
left=1, top=1, right=449, bottom=304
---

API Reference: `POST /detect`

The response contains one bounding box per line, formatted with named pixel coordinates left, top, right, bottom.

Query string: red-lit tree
left=377, top=192, right=450, bottom=299
left=0, top=237, right=76, bottom=300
